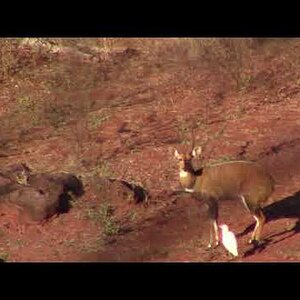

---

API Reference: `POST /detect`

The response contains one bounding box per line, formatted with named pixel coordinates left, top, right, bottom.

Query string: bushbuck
left=174, top=145, right=274, bottom=248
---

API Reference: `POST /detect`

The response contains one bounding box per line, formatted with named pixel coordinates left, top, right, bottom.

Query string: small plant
left=102, top=216, right=120, bottom=236
left=0, top=250, right=9, bottom=261
left=128, top=211, right=137, bottom=222
left=226, top=104, right=247, bottom=121
left=79, top=235, right=104, bottom=253
left=0, top=39, right=24, bottom=81
left=138, top=246, right=169, bottom=260
left=62, top=239, right=76, bottom=248
left=85, top=203, right=120, bottom=236
left=99, top=38, right=115, bottom=60
left=130, top=147, right=140, bottom=154
left=125, top=193, right=134, bottom=203
left=67, top=192, right=83, bottom=209
left=15, top=239, right=25, bottom=247
left=99, top=203, right=120, bottom=236
left=15, top=170, right=29, bottom=185
left=123, top=139, right=139, bottom=152
left=87, top=109, right=110, bottom=130
left=209, top=155, right=232, bottom=165
left=93, top=160, right=115, bottom=178
left=16, top=95, right=40, bottom=125
left=239, top=74, right=253, bottom=91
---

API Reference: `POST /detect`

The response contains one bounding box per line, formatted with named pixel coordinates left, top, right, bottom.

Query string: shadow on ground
left=238, top=191, right=300, bottom=256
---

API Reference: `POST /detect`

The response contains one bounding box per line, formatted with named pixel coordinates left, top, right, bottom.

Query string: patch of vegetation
left=79, top=235, right=104, bottom=253
left=62, top=239, right=76, bottom=248
left=128, top=211, right=137, bottom=222
left=85, top=203, right=120, bottom=236
left=130, top=147, right=141, bottom=154
left=0, top=39, right=36, bottom=81
left=15, top=239, right=25, bottom=247
left=0, top=249, right=9, bottom=261
left=68, top=193, right=84, bottom=209
left=93, top=160, right=115, bottom=178
left=208, top=155, right=232, bottom=165
left=190, top=238, right=207, bottom=249
left=138, top=246, right=169, bottom=260
left=239, top=74, right=254, bottom=91
left=99, top=204, right=120, bottom=236
left=43, top=101, right=70, bottom=129
left=184, top=39, right=255, bottom=90
left=16, top=95, right=40, bottom=126
left=0, top=39, right=58, bottom=84
left=15, top=170, right=29, bottom=185
left=125, top=192, right=134, bottom=204
left=227, top=104, right=247, bottom=121
left=87, top=109, right=110, bottom=130
left=122, top=138, right=139, bottom=152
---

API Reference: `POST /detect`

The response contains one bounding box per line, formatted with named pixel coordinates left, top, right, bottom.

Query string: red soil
left=0, top=40, right=300, bottom=262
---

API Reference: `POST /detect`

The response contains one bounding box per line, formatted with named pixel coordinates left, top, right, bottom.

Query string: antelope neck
left=180, top=162, right=198, bottom=189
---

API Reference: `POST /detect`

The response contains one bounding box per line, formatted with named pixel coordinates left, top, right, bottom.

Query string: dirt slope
left=0, top=39, right=300, bottom=261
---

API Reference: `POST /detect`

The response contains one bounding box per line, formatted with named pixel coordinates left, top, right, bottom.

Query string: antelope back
left=194, top=160, right=274, bottom=202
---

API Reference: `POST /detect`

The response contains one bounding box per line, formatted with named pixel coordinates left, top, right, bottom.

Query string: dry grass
left=1, top=37, right=300, bottom=162
left=85, top=203, right=120, bottom=236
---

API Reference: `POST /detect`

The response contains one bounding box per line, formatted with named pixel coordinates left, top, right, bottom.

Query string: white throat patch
left=179, top=170, right=194, bottom=192
left=179, top=170, right=189, bottom=178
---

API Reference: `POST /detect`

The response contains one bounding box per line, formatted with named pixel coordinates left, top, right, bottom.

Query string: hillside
left=0, top=38, right=300, bottom=261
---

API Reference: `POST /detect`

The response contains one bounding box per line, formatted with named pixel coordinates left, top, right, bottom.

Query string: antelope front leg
left=206, top=198, right=219, bottom=248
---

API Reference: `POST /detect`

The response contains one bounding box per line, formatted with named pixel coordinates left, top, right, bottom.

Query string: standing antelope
left=174, top=144, right=274, bottom=248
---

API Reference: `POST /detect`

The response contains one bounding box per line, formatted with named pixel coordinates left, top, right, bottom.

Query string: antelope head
left=174, top=145, right=202, bottom=173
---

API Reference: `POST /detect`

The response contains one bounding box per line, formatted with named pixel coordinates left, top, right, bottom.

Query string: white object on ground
left=219, top=224, right=238, bottom=257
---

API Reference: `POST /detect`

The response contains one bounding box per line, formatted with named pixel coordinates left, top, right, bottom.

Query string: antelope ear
left=192, top=146, right=202, bottom=158
left=174, top=149, right=180, bottom=159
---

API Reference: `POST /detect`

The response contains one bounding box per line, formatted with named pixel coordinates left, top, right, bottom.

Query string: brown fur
left=175, top=147, right=275, bottom=248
